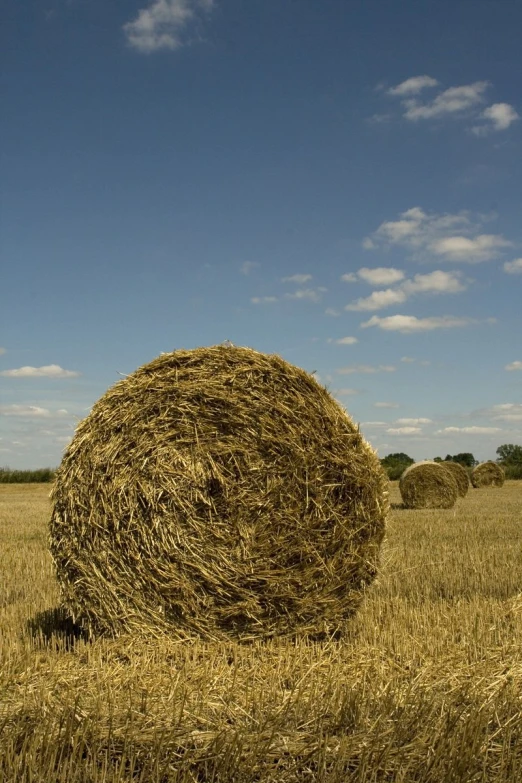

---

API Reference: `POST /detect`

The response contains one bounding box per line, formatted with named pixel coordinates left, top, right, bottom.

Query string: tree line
left=381, top=445, right=522, bottom=480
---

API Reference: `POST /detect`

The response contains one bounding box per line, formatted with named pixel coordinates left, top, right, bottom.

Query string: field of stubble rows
left=0, top=482, right=521, bottom=783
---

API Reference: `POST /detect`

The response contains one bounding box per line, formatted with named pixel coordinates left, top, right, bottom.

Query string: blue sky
left=1, top=0, right=521, bottom=469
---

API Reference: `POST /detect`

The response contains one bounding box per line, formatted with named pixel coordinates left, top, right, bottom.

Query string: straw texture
left=399, top=461, right=458, bottom=509
left=49, top=345, right=389, bottom=641
left=441, top=461, right=470, bottom=497
left=471, top=461, right=505, bottom=488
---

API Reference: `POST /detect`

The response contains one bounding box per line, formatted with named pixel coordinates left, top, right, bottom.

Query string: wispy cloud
left=490, top=403, right=522, bottom=422
left=361, top=314, right=473, bottom=333
left=472, top=103, right=519, bottom=135
left=123, top=0, right=215, bottom=53
left=337, top=364, right=396, bottom=375
left=505, top=361, right=522, bottom=371
left=387, top=75, right=439, bottom=96
left=387, top=426, right=422, bottom=435
left=0, top=405, right=69, bottom=418
left=437, top=426, right=501, bottom=435
left=346, top=271, right=466, bottom=312
left=327, top=336, right=358, bottom=345
left=281, top=274, right=312, bottom=284
left=333, top=388, right=360, bottom=396
left=402, top=81, right=489, bottom=121
left=503, top=258, right=522, bottom=274
left=240, top=261, right=259, bottom=275
left=251, top=296, right=278, bottom=305
left=364, top=206, right=511, bottom=263
left=284, top=287, right=327, bottom=302
left=0, top=364, right=80, bottom=378
left=0, top=347, right=5, bottom=355
left=374, top=402, right=399, bottom=408
left=396, top=417, right=432, bottom=425
left=325, top=307, right=341, bottom=317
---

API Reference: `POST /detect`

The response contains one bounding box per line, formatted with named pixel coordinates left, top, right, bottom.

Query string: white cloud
left=123, top=0, right=215, bottom=53
left=357, top=267, right=405, bottom=286
left=396, top=417, right=432, bottom=425
left=491, top=404, right=522, bottom=422
left=340, top=273, right=357, bottom=282
left=327, top=336, right=358, bottom=345
left=0, top=405, right=69, bottom=418
left=251, top=296, right=278, bottom=305
left=282, top=274, right=313, bottom=284
left=337, top=364, right=396, bottom=375
left=437, top=426, right=501, bottom=435
left=361, top=314, right=473, bottom=333
left=374, top=402, right=399, bottom=409
left=506, top=361, right=522, bottom=371
left=431, top=234, right=511, bottom=262
left=362, top=421, right=388, bottom=428
left=400, top=356, right=415, bottom=363
left=240, top=261, right=259, bottom=275
left=387, top=75, right=439, bottom=96
left=504, top=258, right=522, bottom=274
left=365, top=206, right=511, bottom=263
left=0, top=364, right=80, bottom=378
left=387, top=426, right=422, bottom=435
left=402, top=270, right=466, bottom=294
left=325, top=307, right=341, bottom=317
left=0, top=347, right=5, bottom=355
left=284, top=288, right=326, bottom=302
left=346, top=270, right=466, bottom=312
left=403, top=81, right=490, bottom=121
left=472, top=103, right=519, bottom=135
left=345, top=288, right=407, bottom=312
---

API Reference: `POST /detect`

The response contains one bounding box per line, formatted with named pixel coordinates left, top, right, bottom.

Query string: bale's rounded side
left=441, top=461, right=470, bottom=497
left=49, top=345, right=389, bottom=641
left=471, top=461, right=505, bottom=488
left=399, top=461, right=458, bottom=509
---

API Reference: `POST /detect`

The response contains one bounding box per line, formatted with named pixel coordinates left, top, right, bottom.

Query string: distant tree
left=444, top=453, right=477, bottom=468
left=381, top=453, right=414, bottom=466
left=433, top=456, right=443, bottom=462
left=496, top=444, right=522, bottom=464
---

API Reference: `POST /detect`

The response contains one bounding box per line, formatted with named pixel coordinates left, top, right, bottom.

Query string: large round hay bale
left=471, top=461, right=505, bottom=488
left=441, top=461, right=470, bottom=497
left=49, top=345, right=389, bottom=641
left=399, top=461, right=458, bottom=509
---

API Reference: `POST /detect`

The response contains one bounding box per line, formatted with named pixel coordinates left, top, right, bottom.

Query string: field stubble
left=0, top=482, right=521, bottom=782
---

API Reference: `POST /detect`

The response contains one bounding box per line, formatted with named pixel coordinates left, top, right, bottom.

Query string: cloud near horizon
left=0, top=405, right=69, bottom=418
left=0, top=364, right=80, bottom=378
left=123, top=0, right=215, bottom=53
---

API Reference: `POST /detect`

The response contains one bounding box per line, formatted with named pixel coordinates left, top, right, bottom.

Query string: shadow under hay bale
left=472, top=461, right=505, bottom=488
left=441, top=461, right=470, bottom=498
left=26, top=607, right=89, bottom=649
left=49, top=345, right=389, bottom=642
left=399, top=461, right=458, bottom=510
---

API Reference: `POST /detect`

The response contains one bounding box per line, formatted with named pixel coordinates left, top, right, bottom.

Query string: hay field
left=1, top=483, right=521, bottom=782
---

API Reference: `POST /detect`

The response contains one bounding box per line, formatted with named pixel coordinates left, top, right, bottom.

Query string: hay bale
left=441, top=461, right=470, bottom=497
left=471, top=461, right=505, bottom=488
left=399, top=461, right=458, bottom=509
left=49, top=345, right=389, bottom=641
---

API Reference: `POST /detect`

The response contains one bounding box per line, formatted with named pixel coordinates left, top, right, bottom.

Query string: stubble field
left=0, top=481, right=521, bottom=782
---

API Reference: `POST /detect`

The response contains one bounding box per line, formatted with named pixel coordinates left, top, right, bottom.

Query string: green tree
left=444, top=453, right=476, bottom=467
left=496, top=444, right=522, bottom=464
left=381, top=453, right=414, bottom=480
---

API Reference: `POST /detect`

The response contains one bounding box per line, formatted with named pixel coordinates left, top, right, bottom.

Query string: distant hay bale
left=471, top=461, right=505, bottom=488
left=441, top=461, right=470, bottom=497
left=49, top=345, right=389, bottom=641
left=399, top=461, right=458, bottom=509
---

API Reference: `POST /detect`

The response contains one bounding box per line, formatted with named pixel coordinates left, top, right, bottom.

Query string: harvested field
left=1, top=482, right=521, bottom=782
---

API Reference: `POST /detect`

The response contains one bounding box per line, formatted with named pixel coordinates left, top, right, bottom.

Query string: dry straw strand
left=471, top=461, right=505, bottom=488
left=440, top=461, right=470, bottom=497
left=399, top=461, right=458, bottom=509
left=49, top=345, right=389, bottom=641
